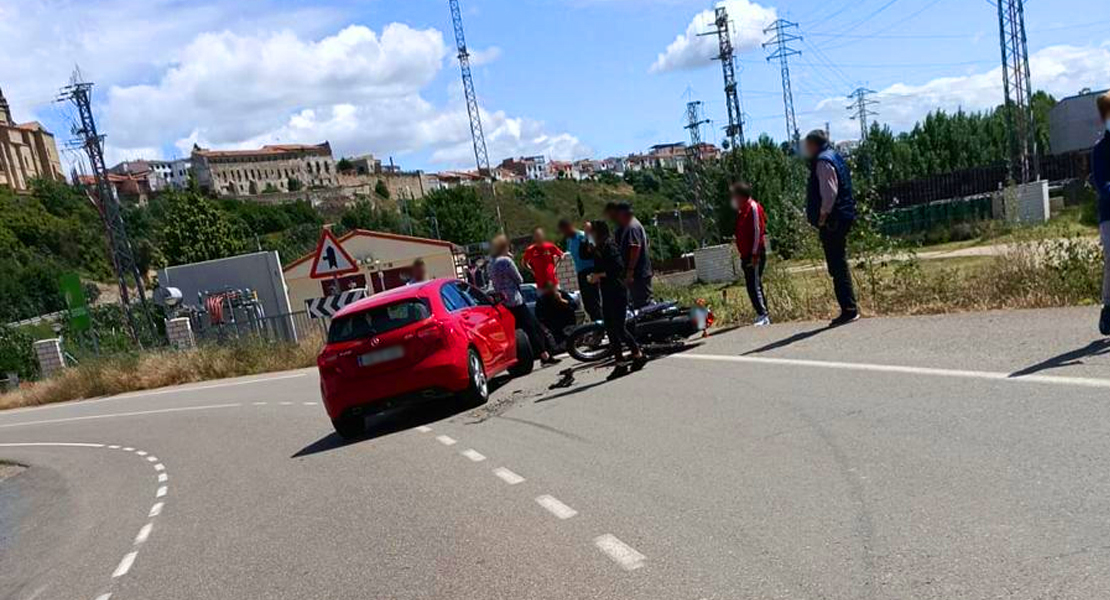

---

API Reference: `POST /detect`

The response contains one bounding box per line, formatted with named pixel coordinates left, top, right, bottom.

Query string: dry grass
left=663, top=236, right=1105, bottom=327
left=0, top=333, right=323, bottom=411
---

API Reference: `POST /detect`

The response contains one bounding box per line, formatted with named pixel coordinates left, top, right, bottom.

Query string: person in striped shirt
left=731, top=182, right=771, bottom=326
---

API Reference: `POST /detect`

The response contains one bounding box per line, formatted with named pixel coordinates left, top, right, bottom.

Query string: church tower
left=0, top=87, right=11, bottom=125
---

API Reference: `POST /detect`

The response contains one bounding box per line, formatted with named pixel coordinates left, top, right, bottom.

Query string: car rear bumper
left=319, top=356, right=470, bottom=420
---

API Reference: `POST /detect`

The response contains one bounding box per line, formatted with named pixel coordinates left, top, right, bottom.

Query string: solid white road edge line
left=461, top=449, right=487, bottom=462
left=594, top=534, right=645, bottom=571
left=436, top=435, right=457, bottom=446
left=535, top=495, right=578, bottom=520
left=0, top=442, right=104, bottom=448
left=0, top=403, right=243, bottom=429
left=671, top=354, right=1110, bottom=389
left=493, top=467, right=525, bottom=485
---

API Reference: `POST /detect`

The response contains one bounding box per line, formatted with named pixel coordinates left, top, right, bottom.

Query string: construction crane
left=448, top=0, right=504, bottom=231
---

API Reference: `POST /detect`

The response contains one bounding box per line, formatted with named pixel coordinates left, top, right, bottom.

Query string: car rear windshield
left=327, top=299, right=432, bottom=344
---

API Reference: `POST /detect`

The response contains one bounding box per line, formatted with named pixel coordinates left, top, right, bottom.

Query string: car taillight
left=415, top=323, right=445, bottom=347
left=705, top=310, right=715, bottom=327
left=318, top=350, right=342, bottom=373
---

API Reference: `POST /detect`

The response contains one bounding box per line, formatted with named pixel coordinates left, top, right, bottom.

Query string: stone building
left=191, top=142, right=338, bottom=197
left=0, top=87, right=65, bottom=193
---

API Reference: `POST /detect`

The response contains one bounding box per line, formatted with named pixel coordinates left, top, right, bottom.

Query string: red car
left=317, top=279, right=534, bottom=438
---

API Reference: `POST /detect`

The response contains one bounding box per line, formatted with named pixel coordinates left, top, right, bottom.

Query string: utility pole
left=448, top=0, right=505, bottom=232
left=847, top=87, right=879, bottom=141
left=684, top=100, right=713, bottom=244
left=763, top=19, right=803, bottom=150
left=700, top=7, right=745, bottom=150
left=58, top=69, right=147, bottom=342
left=997, top=0, right=1039, bottom=183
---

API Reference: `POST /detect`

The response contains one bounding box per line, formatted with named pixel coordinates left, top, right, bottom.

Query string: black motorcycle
left=565, top=301, right=713, bottom=363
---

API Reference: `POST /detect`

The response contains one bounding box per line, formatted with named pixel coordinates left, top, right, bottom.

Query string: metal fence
left=191, top=310, right=326, bottom=346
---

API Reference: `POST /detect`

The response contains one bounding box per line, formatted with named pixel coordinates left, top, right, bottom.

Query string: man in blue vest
left=1091, top=91, right=1110, bottom=336
left=805, top=129, right=860, bottom=327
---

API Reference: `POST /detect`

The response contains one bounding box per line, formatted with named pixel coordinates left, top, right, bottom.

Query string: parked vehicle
left=565, top=301, right=712, bottom=363
left=317, top=279, right=534, bottom=439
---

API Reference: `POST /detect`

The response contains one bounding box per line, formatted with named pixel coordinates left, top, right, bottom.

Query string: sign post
left=59, top=273, right=91, bottom=333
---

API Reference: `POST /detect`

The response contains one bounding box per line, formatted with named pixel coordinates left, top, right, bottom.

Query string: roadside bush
left=0, top=326, right=38, bottom=380
left=0, top=333, right=323, bottom=410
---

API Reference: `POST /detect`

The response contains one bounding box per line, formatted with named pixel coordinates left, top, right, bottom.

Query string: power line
left=699, top=5, right=745, bottom=149
left=847, top=87, right=880, bottom=140
left=447, top=0, right=503, bottom=231
left=996, top=0, right=1039, bottom=183
left=763, top=19, right=803, bottom=148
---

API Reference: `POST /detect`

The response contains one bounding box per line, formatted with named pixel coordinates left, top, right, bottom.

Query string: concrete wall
left=1050, top=91, right=1107, bottom=155
left=695, top=244, right=740, bottom=284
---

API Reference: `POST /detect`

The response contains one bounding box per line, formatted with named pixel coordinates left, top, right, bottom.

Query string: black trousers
left=601, top=285, right=639, bottom=359
left=508, top=304, right=547, bottom=356
left=741, top=254, right=768, bottom=317
left=818, top=220, right=858, bottom=313
left=629, top=276, right=653, bottom=309
left=576, top=271, right=603, bottom=322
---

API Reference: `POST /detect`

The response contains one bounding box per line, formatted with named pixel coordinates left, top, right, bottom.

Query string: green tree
left=160, top=191, right=245, bottom=265
left=374, top=179, right=391, bottom=199
left=337, top=157, right=354, bottom=173
left=418, top=186, right=495, bottom=245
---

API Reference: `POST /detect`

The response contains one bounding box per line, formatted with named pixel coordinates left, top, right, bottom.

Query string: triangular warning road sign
left=309, top=229, right=360, bottom=279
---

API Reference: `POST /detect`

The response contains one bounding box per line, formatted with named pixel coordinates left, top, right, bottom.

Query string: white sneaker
left=753, top=315, right=771, bottom=327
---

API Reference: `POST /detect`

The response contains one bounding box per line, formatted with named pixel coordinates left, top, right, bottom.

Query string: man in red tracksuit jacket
left=732, top=182, right=770, bottom=326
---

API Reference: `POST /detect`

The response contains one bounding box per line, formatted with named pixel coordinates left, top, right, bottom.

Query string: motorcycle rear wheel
left=567, top=324, right=612, bottom=362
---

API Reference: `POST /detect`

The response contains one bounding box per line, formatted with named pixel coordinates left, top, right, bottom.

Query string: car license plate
left=358, top=346, right=404, bottom=367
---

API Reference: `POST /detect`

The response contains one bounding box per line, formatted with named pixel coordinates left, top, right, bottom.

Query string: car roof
left=332, top=279, right=446, bottom=319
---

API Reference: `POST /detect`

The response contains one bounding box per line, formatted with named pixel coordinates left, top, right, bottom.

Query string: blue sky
left=2, top=0, right=1108, bottom=172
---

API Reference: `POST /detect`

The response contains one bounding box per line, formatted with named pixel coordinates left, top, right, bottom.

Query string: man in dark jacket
left=805, top=129, right=859, bottom=327
left=1092, top=92, right=1110, bottom=335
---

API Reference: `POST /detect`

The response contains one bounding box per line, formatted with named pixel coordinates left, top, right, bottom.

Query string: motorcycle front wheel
left=566, top=323, right=612, bottom=362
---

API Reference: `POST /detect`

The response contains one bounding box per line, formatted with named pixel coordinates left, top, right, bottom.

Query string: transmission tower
left=847, top=87, right=879, bottom=141
left=763, top=19, right=803, bottom=149
left=57, top=70, right=148, bottom=341
left=684, top=101, right=713, bottom=243
left=997, top=0, right=1039, bottom=183
left=448, top=0, right=503, bottom=231
left=700, top=7, right=745, bottom=150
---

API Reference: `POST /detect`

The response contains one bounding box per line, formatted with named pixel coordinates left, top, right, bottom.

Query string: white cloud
left=650, top=0, right=776, bottom=74
left=467, top=46, right=504, bottom=67
left=807, top=43, right=1110, bottom=143
left=96, top=23, right=586, bottom=169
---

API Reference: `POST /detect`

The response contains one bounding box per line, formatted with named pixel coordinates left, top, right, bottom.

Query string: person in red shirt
left=732, top=182, right=771, bottom=326
left=522, top=227, right=565, bottom=288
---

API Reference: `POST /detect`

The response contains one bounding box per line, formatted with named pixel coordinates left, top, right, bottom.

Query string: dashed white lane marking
left=252, top=402, right=267, bottom=406
left=672, top=353, right=1110, bottom=389
left=122, top=447, right=134, bottom=452
left=302, top=402, right=317, bottom=406
left=493, top=467, right=525, bottom=485
left=94, top=594, right=112, bottom=600
left=149, top=502, right=164, bottom=517
left=157, top=473, right=168, bottom=483
left=594, top=534, right=646, bottom=571
left=107, top=445, right=120, bottom=449
left=111, top=552, right=137, bottom=578
left=0, top=403, right=242, bottom=429
left=135, top=450, right=147, bottom=456
left=145, top=456, right=158, bottom=462
left=536, top=495, right=578, bottom=520
left=134, top=523, right=153, bottom=545
left=155, top=486, right=168, bottom=498
left=279, top=401, right=293, bottom=406
left=153, top=463, right=165, bottom=471
left=415, top=425, right=433, bottom=433
left=460, top=449, right=487, bottom=462
left=436, top=435, right=457, bottom=446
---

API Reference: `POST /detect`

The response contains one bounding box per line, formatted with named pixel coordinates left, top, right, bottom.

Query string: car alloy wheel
left=470, top=352, right=488, bottom=400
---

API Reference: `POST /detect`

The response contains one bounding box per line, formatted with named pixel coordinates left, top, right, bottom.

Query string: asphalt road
left=2, top=306, right=1109, bottom=600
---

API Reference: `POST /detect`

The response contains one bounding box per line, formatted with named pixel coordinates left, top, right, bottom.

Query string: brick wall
left=556, top=256, right=579, bottom=292
left=166, top=317, right=196, bottom=350
left=33, top=339, right=65, bottom=379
